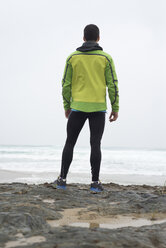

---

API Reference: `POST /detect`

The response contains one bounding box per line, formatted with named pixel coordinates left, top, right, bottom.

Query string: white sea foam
left=0, top=146, right=166, bottom=178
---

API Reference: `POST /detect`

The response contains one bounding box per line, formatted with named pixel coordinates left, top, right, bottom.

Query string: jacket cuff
left=112, top=106, right=119, bottom=112
left=64, top=106, right=70, bottom=110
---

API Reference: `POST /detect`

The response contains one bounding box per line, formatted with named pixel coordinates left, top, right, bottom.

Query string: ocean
left=0, top=145, right=166, bottom=186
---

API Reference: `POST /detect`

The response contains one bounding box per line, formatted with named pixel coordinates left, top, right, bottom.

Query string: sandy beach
left=0, top=182, right=166, bottom=247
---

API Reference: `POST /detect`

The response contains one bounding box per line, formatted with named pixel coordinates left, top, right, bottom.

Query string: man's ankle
left=59, top=176, right=66, bottom=181
left=92, top=180, right=99, bottom=183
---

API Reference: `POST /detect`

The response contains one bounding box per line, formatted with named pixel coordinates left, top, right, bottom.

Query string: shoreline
left=0, top=169, right=166, bottom=186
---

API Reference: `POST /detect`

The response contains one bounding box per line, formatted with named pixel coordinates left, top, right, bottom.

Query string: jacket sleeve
left=61, top=58, right=72, bottom=110
left=105, top=55, right=119, bottom=112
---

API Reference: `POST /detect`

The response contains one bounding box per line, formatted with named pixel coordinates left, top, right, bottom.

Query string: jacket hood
left=76, top=41, right=103, bottom=52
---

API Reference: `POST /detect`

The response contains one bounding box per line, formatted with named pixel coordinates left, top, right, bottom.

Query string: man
left=54, top=24, right=119, bottom=192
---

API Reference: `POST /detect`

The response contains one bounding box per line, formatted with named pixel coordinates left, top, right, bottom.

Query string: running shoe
left=90, top=180, right=103, bottom=192
left=53, top=176, right=66, bottom=189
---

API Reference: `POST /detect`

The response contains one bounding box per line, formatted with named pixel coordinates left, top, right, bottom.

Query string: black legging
left=60, top=111, right=106, bottom=181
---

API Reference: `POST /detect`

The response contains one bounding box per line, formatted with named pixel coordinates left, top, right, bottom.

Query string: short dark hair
left=84, top=24, right=99, bottom=41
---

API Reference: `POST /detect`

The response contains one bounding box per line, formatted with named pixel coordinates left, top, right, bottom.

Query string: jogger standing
left=54, top=24, right=119, bottom=192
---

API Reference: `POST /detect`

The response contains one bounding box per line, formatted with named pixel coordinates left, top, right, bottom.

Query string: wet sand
left=47, top=207, right=166, bottom=229
left=0, top=182, right=166, bottom=247
left=0, top=169, right=166, bottom=186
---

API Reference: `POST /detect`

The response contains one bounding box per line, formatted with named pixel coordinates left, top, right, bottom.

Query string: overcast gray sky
left=0, top=0, right=166, bottom=149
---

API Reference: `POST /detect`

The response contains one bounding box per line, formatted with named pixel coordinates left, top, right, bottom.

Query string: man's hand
left=65, top=109, right=71, bottom=119
left=109, top=111, right=118, bottom=122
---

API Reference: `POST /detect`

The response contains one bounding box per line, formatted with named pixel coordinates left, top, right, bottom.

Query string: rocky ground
left=0, top=182, right=166, bottom=248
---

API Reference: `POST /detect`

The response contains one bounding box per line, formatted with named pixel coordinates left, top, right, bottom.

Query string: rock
left=0, top=182, right=166, bottom=248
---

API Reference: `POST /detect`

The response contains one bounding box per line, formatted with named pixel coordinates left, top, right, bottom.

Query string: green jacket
left=62, top=41, right=119, bottom=112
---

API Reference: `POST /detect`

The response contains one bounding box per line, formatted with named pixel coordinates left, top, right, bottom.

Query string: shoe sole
left=90, top=187, right=103, bottom=192
left=56, top=185, right=66, bottom=189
